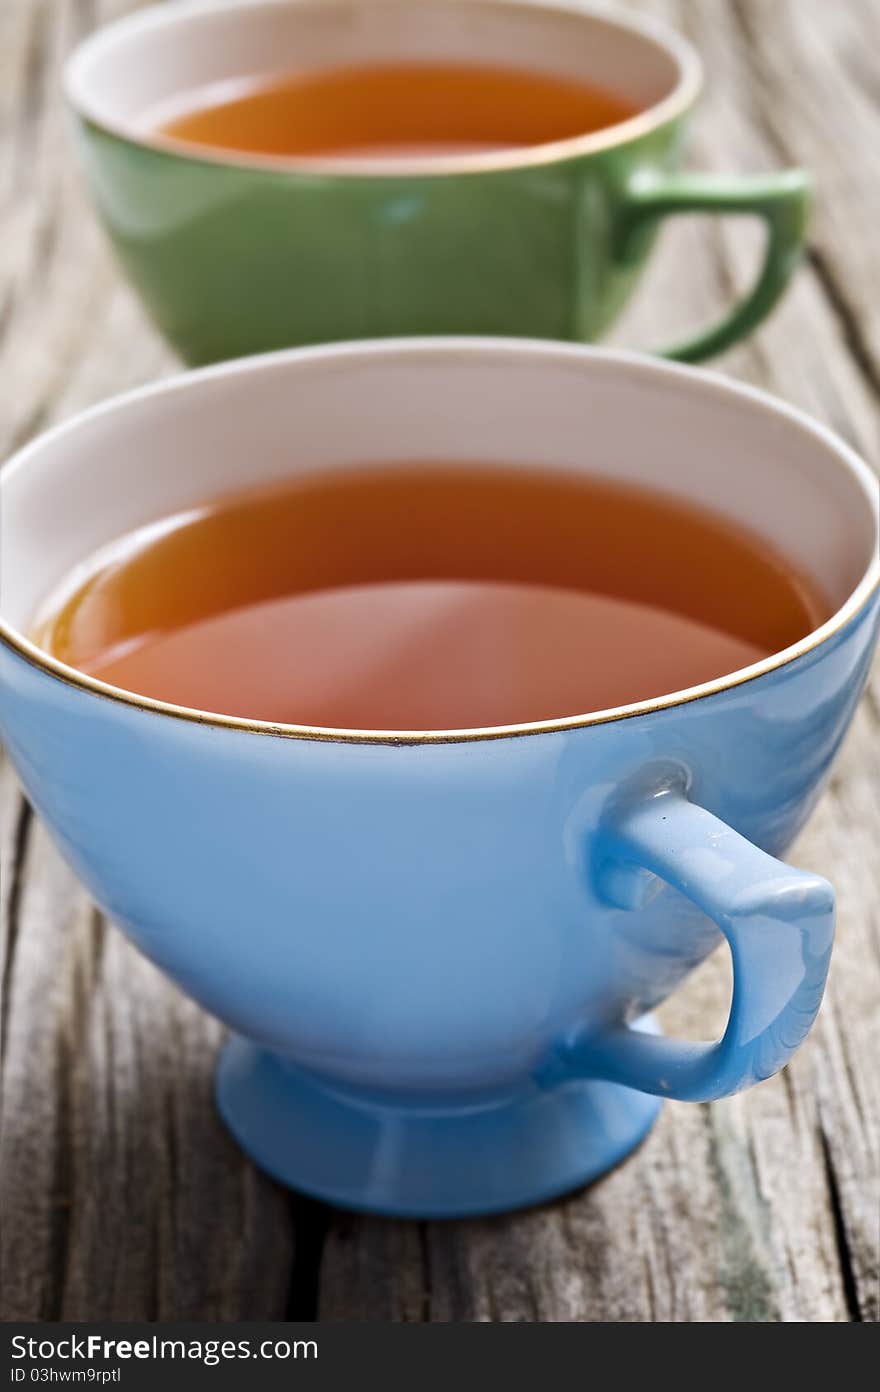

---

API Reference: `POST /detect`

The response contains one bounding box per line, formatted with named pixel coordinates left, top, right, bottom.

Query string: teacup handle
left=562, top=789, right=834, bottom=1102
left=618, top=169, right=812, bottom=362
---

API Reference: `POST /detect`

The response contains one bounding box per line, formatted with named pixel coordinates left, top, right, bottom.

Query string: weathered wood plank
left=729, top=0, right=880, bottom=388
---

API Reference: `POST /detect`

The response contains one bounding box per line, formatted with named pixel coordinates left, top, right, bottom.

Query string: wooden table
left=1, top=0, right=877, bottom=1323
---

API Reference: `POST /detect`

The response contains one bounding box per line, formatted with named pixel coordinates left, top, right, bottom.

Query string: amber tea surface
left=35, top=465, right=827, bottom=731
left=157, top=62, right=639, bottom=159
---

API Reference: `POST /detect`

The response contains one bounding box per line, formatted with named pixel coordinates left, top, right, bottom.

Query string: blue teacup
left=1, top=341, right=877, bottom=1217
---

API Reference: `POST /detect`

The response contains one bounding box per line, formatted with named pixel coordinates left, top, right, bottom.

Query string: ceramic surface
left=1, top=341, right=876, bottom=1215
left=65, top=0, right=810, bottom=363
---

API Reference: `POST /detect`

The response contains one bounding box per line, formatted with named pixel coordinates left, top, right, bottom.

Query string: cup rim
left=64, top=0, right=704, bottom=179
left=2, top=338, right=878, bottom=746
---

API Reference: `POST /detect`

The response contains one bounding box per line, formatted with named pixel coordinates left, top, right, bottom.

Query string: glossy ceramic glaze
left=1, top=342, right=877, bottom=1215
left=65, top=0, right=810, bottom=364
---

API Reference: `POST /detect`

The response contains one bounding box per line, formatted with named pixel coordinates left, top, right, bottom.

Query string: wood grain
left=1, top=0, right=878, bottom=1322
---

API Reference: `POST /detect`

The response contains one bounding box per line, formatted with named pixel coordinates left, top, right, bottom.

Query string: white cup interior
left=2, top=342, right=877, bottom=684
left=65, top=0, right=698, bottom=161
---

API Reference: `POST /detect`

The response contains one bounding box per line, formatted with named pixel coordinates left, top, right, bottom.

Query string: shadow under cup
left=65, top=0, right=809, bottom=365
left=0, top=341, right=877, bottom=1217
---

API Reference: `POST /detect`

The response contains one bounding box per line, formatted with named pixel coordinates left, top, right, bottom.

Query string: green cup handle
left=619, top=169, right=812, bottom=362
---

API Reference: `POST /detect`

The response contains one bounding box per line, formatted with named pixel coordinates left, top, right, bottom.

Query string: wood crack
left=0, top=798, right=32, bottom=1079
left=807, top=248, right=880, bottom=404
left=818, top=1128, right=864, bottom=1321
left=45, top=1010, right=74, bottom=1320
left=285, top=1194, right=330, bottom=1320
left=416, top=1221, right=433, bottom=1323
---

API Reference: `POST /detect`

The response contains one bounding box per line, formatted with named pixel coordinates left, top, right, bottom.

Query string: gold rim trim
left=3, top=576, right=878, bottom=747
left=65, top=0, right=703, bottom=179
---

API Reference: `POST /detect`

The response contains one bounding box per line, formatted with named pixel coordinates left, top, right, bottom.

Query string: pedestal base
left=216, top=1035, right=662, bottom=1218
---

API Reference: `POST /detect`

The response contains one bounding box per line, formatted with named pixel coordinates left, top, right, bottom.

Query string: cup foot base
left=216, top=1033, right=662, bottom=1218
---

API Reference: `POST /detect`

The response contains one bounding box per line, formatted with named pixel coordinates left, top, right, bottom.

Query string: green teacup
left=66, top=0, right=811, bottom=365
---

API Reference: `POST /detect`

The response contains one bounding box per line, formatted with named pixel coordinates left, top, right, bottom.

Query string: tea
left=35, top=466, right=826, bottom=731
left=156, top=63, right=639, bottom=159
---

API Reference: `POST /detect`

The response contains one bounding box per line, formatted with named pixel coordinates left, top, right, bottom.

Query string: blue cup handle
left=564, top=789, right=835, bottom=1102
